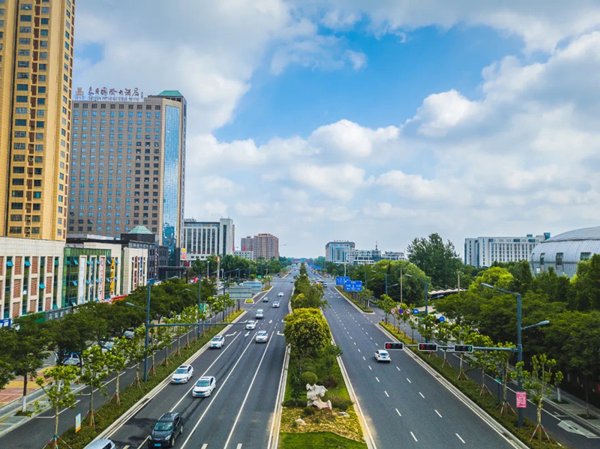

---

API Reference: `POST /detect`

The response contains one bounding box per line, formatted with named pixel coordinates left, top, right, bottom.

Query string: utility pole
left=400, top=269, right=403, bottom=303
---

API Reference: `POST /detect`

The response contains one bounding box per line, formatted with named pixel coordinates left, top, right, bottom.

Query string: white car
left=192, top=376, right=216, bottom=397
left=255, top=309, right=264, bottom=319
left=255, top=330, right=269, bottom=343
left=210, top=335, right=225, bottom=349
left=278, top=292, right=284, bottom=297
left=245, top=320, right=257, bottom=330
left=171, top=365, right=194, bottom=383
left=273, top=301, right=280, bottom=308
left=375, top=350, right=391, bottom=363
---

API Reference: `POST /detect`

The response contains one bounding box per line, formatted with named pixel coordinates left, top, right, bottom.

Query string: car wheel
left=170, top=436, right=175, bottom=447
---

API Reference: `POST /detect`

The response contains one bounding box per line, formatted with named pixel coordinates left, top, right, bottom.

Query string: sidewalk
left=546, top=387, right=600, bottom=434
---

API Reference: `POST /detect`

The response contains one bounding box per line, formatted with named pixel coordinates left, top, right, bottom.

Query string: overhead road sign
left=336, top=276, right=350, bottom=285
left=344, top=280, right=363, bottom=292
left=229, top=286, right=254, bottom=299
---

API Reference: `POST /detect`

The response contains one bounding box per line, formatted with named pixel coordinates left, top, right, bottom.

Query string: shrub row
left=335, top=287, right=373, bottom=313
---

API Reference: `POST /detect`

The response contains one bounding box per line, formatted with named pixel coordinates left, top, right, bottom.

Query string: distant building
left=346, top=248, right=405, bottom=266
left=182, top=218, right=234, bottom=261
left=241, top=236, right=254, bottom=252
left=241, top=233, right=279, bottom=260
left=530, top=226, right=600, bottom=278
left=325, top=241, right=355, bottom=263
left=234, top=250, right=254, bottom=261
left=464, top=233, right=550, bottom=268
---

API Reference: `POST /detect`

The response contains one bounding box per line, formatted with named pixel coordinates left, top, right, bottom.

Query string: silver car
left=84, top=439, right=116, bottom=449
left=255, top=330, right=269, bottom=343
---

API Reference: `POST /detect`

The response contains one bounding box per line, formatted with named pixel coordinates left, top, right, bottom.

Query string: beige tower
left=0, top=0, right=75, bottom=240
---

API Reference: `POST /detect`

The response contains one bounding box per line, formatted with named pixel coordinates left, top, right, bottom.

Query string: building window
left=556, top=252, right=563, bottom=268
left=540, top=253, right=545, bottom=266
left=580, top=252, right=591, bottom=261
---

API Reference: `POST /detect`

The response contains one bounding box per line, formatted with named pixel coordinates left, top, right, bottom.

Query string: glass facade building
left=163, top=105, right=181, bottom=265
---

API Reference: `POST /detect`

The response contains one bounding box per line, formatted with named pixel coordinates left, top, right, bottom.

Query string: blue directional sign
left=413, top=309, right=420, bottom=315
left=314, top=265, right=322, bottom=270
left=336, top=276, right=350, bottom=286
left=344, top=281, right=363, bottom=292
left=0, top=318, right=12, bottom=329
left=439, top=316, right=445, bottom=322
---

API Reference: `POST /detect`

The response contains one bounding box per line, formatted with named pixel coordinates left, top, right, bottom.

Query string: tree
left=514, top=354, right=563, bottom=442
left=570, top=255, right=600, bottom=311
left=491, top=342, right=516, bottom=416
left=0, top=330, right=16, bottom=392
left=407, top=233, right=462, bottom=288
left=80, top=346, right=110, bottom=426
left=466, top=333, right=495, bottom=395
left=283, top=308, right=331, bottom=358
left=434, top=320, right=452, bottom=367
left=417, top=314, right=436, bottom=345
left=376, top=294, right=396, bottom=325
left=105, top=337, right=130, bottom=405
left=36, top=365, right=80, bottom=449
left=11, top=315, right=49, bottom=412
left=451, top=324, right=472, bottom=380
left=126, top=327, right=149, bottom=386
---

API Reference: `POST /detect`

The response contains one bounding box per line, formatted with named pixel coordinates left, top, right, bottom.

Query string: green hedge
left=335, top=287, right=373, bottom=313
left=280, top=431, right=368, bottom=449
left=380, top=323, right=567, bottom=449
left=58, top=309, right=245, bottom=449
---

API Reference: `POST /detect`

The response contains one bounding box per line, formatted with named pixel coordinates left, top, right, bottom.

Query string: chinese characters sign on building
left=74, top=87, right=145, bottom=102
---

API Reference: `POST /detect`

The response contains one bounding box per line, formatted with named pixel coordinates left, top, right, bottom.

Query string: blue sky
left=73, top=1, right=600, bottom=257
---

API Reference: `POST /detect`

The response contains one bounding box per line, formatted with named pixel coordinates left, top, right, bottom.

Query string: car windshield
left=212, top=337, right=221, bottom=341
left=380, top=351, right=389, bottom=356
left=258, top=331, right=267, bottom=336
left=196, top=379, right=211, bottom=387
left=175, top=368, right=187, bottom=374
left=154, top=421, right=174, bottom=431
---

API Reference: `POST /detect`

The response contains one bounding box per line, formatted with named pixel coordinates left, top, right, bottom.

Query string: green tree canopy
left=407, top=233, right=462, bottom=288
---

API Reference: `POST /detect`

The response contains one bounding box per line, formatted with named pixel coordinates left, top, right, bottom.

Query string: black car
left=149, top=412, right=183, bottom=447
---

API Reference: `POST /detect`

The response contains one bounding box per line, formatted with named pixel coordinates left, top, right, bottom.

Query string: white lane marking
left=350, top=336, right=353, bottom=340
left=396, top=366, right=401, bottom=372
left=179, top=337, right=255, bottom=449
left=375, top=377, right=380, bottom=383
left=396, top=408, right=402, bottom=417
left=269, top=320, right=273, bottom=324
left=226, top=332, right=237, bottom=337
left=411, top=431, right=418, bottom=442
left=201, top=445, right=208, bottom=449
left=357, top=348, right=361, bottom=353
left=237, top=444, right=243, bottom=449
left=456, top=433, right=466, bottom=444
left=375, top=343, right=378, bottom=346
left=419, top=392, right=425, bottom=399
left=354, top=342, right=357, bottom=345
left=406, top=378, right=412, bottom=383
left=222, top=332, right=274, bottom=449
left=384, top=391, right=389, bottom=397
left=135, top=438, right=149, bottom=449
left=370, top=337, right=373, bottom=340
left=435, top=409, right=442, bottom=418
left=368, top=366, right=372, bottom=371
left=244, top=332, right=250, bottom=337
left=170, top=332, right=243, bottom=412
left=362, top=356, right=366, bottom=361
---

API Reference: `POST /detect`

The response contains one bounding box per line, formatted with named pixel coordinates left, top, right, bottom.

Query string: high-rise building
left=0, top=0, right=76, bottom=318
left=325, top=241, right=355, bottom=263
left=68, top=90, right=187, bottom=267
left=249, top=233, right=279, bottom=260
left=181, top=218, right=234, bottom=261
left=464, top=233, right=550, bottom=268
left=241, top=236, right=253, bottom=252
left=0, top=0, right=75, bottom=240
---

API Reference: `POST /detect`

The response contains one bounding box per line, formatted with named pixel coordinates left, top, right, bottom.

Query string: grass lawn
left=280, top=431, right=368, bottom=449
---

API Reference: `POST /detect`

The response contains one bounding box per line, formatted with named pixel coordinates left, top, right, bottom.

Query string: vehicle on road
left=262, top=296, right=269, bottom=302
left=192, top=376, right=216, bottom=397
left=124, top=330, right=135, bottom=340
left=84, top=439, right=116, bottom=449
left=245, top=320, right=257, bottom=330
left=256, top=309, right=264, bottom=319
left=255, top=330, right=269, bottom=343
left=278, top=292, right=284, bottom=297
left=56, top=351, right=83, bottom=366
left=375, top=350, right=391, bottom=363
left=273, top=301, right=280, bottom=308
left=171, top=365, right=194, bottom=384
left=149, top=412, right=183, bottom=448
left=210, top=335, right=225, bottom=349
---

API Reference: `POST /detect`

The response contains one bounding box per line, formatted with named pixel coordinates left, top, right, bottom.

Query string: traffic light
left=453, top=345, right=474, bottom=353
left=384, top=342, right=404, bottom=350
left=418, top=343, right=438, bottom=352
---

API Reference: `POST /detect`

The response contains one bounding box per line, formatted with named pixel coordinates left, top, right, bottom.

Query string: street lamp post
left=481, top=283, right=550, bottom=428
left=126, top=277, right=156, bottom=383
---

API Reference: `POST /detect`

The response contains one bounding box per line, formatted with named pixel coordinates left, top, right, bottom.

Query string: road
left=310, top=268, right=518, bottom=449
left=104, top=276, right=293, bottom=449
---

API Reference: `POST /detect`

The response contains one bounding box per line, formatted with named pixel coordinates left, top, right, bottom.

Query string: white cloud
left=235, top=202, right=268, bottom=217
left=291, top=163, right=368, bottom=200
left=202, top=201, right=229, bottom=216
left=412, top=90, right=482, bottom=137
left=344, top=50, right=368, bottom=70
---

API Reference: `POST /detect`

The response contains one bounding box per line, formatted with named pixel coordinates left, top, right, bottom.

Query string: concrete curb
left=95, top=310, right=247, bottom=442
left=377, top=323, right=528, bottom=449
left=333, top=286, right=375, bottom=315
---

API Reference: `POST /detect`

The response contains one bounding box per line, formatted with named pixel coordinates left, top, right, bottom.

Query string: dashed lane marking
left=419, top=392, right=425, bottom=399
left=407, top=378, right=412, bottom=383
left=411, top=432, right=418, bottom=442
left=396, top=408, right=402, bottom=417
left=456, top=434, right=466, bottom=444
left=385, top=391, right=390, bottom=397
left=435, top=409, right=442, bottom=418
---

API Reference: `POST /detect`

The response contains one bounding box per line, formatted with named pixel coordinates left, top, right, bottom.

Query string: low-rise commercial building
left=233, top=250, right=254, bottom=261
left=346, top=248, right=406, bottom=266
